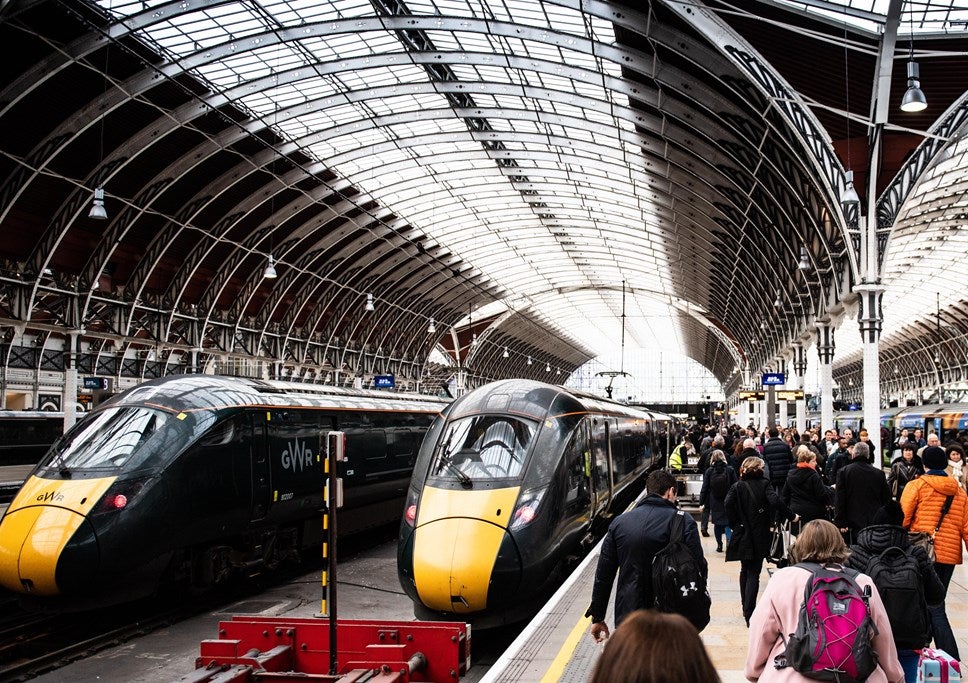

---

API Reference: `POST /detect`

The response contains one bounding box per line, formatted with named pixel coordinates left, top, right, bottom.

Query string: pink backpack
left=775, top=563, right=878, bottom=682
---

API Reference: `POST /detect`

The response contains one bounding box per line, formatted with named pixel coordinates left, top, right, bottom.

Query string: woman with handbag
left=899, top=445, right=968, bottom=660
left=724, top=455, right=797, bottom=626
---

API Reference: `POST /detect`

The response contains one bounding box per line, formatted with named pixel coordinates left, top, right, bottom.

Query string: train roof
left=100, top=375, right=451, bottom=415
left=447, top=379, right=671, bottom=422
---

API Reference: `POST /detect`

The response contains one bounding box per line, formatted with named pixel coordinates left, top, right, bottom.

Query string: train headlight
left=91, top=478, right=149, bottom=516
left=509, top=488, right=546, bottom=530
left=403, top=489, right=419, bottom=527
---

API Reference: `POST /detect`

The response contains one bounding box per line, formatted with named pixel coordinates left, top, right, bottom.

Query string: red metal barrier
left=187, top=617, right=470, bottom=682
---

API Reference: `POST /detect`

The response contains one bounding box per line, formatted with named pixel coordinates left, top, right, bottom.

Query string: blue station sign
left=374, top=374, right=395, bottom=388
left=761, top=372, right=785, bottom=386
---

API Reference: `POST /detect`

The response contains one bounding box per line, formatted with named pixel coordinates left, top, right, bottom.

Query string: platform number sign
left=374, top=374, right=395, bottom=388
left=761, top=372, right=785, bottom=386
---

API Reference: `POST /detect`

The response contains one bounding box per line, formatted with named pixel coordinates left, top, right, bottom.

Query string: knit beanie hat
left=922, top=445, right=947, bottom=470
left=872, top=500, right=904, bottom=526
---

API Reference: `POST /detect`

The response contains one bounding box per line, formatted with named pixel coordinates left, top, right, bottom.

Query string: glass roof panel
left=765, top=0, right=968, bottom=35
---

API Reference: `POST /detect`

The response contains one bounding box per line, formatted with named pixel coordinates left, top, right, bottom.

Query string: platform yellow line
left=539, top=614, right=592, bottom=683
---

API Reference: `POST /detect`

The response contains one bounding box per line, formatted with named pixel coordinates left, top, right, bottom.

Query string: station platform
left=0, top=464, right=33, bottom=505
left=480, top=521, right=968, bottom=683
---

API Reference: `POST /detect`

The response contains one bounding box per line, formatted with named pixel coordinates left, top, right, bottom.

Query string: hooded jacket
left=761, top=437, right=793, bottom=488
left=900, top=474, right=968, bottom=565
left=700, top=460, right=738, bottom=526
left=781, top=465, right=833, bottom=523
left=586, top=494, right=705, bottom=627
left=847, top=524, right=944, bottom=606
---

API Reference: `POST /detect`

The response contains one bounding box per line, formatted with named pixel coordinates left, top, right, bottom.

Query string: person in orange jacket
left=900, top=445, right=968, bottom=659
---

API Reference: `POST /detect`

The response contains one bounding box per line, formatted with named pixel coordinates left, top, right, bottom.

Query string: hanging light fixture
left=556, top=367, right=561, bottom=375
left=502, top=346, right=509, bottom=358
left=773, top=289, right=782, bottom=308
left=900, top=12, right=927, bottom=113
left=365, top=293, right=374, bottom=312
left=526, top=355, right=532, bottom=365
left=545, top=362, right=551, bottom=373
left=471, top=333, right=478, bottom=347
left=427, top=317, right=436, bottom=334
left=798, top=246, right=812, bottom=272
left=901, top=61, right=927, bottom=112
left=263, top=255, right=277, bottom=279
left=841, top=170, right=860, bottom=206
left=89, top=187, right=108, bottom=220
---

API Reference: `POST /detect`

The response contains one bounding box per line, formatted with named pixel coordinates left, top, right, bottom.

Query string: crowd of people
left=587, top=420, right=968, bottom=683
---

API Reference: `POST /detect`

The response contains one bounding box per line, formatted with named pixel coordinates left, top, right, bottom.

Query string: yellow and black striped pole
left=320, top=431, right=344, bottom=675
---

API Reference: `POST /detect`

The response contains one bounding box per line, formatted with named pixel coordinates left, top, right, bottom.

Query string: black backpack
left=710, top=467, right=730, bottom=499
left=864, top=546, right=931, bottom=649
left=652, top=510, right=711, bottom=632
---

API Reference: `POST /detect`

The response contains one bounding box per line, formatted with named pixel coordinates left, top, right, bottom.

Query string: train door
left=589, top=418, right=611, bottom=516
left=249, top=411, right=271, bottom=520
left=564, top=419, right=593, bottom=519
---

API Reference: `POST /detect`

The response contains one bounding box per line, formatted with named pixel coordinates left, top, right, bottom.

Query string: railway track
left=0, top=604, right=190, bottom=682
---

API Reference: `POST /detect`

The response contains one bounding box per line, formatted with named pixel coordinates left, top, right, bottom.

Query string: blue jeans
left=930, top=562, right=959, bottom=660
left=897, top=648, right=920, bottom=683
left=714, top=524, right=731, bottom=549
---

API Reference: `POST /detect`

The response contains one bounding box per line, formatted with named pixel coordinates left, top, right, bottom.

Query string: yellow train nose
left=0, top=476, right=114, bottom=595
left=0, top=505, right=89, bottom=595
left=411, top=486, right=522, bottom=613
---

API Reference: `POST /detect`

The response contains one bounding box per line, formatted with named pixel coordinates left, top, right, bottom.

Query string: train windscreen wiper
left=434, top=448, right=472, bottom=489
left=51, top=447, right=71, bottom=478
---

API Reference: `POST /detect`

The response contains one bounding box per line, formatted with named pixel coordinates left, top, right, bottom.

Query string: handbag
left=725, top=481, right=751, bottom=563
left=768, top=518, right=791, bottom=567
left=908, top=495, right=954, bottom=563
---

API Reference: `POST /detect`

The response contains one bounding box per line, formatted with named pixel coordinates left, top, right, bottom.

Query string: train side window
left=590, top=424, right=609, bottom=493
left=564, top=421, right=591, bottom=512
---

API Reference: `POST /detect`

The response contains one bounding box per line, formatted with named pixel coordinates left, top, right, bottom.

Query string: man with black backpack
left=848, top=501, right=945, bottom=682
left=586, top=470, right=708, bottom=641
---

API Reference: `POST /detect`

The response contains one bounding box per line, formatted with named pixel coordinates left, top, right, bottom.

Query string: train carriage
left=397, top=379, right=672, bottom=627
left=0, top=375, right=448, bottom=607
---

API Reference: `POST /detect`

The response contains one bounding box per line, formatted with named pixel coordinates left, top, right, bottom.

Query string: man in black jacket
left=834, top=441, right=891, bottom=542
left=761, top=426, right=793, bottom=489
left=586, top=470, right=706, bottom=641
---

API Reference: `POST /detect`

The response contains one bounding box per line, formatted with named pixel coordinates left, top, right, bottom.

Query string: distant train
left=396, top=379, right=675, bottom=627
left=0, top=375, right=448, bottom=607
left=0, top=410, right=70, bottom=466
left=806, top=403, right=968, bottom=464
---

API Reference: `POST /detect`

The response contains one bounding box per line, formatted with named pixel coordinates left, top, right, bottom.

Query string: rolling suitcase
left=917, top=648, right=961, bottom=682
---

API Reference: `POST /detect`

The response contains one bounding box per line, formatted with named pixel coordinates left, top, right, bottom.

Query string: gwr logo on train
left=280, top=439, right=315, bottom=473
left=36, top=490, right=65, bottom=503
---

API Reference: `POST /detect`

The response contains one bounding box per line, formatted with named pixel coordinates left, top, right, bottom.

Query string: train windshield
left=41, top=406, right=206, bottom=472
left=431, top=415, right=535, bottom=483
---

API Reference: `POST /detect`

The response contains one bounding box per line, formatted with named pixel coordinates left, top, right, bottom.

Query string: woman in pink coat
left=744, top=520, right=904, bottom=683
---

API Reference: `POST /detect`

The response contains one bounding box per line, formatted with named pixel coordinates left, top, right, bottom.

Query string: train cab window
left=41, top=406, right=205, bottom=472
left=431, top=415, right=535, bottom=483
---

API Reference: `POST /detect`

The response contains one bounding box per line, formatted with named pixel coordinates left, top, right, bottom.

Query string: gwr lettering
left=280, top=439, right=314, bottom=473
left=36, top=491, right=64, bottom=502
